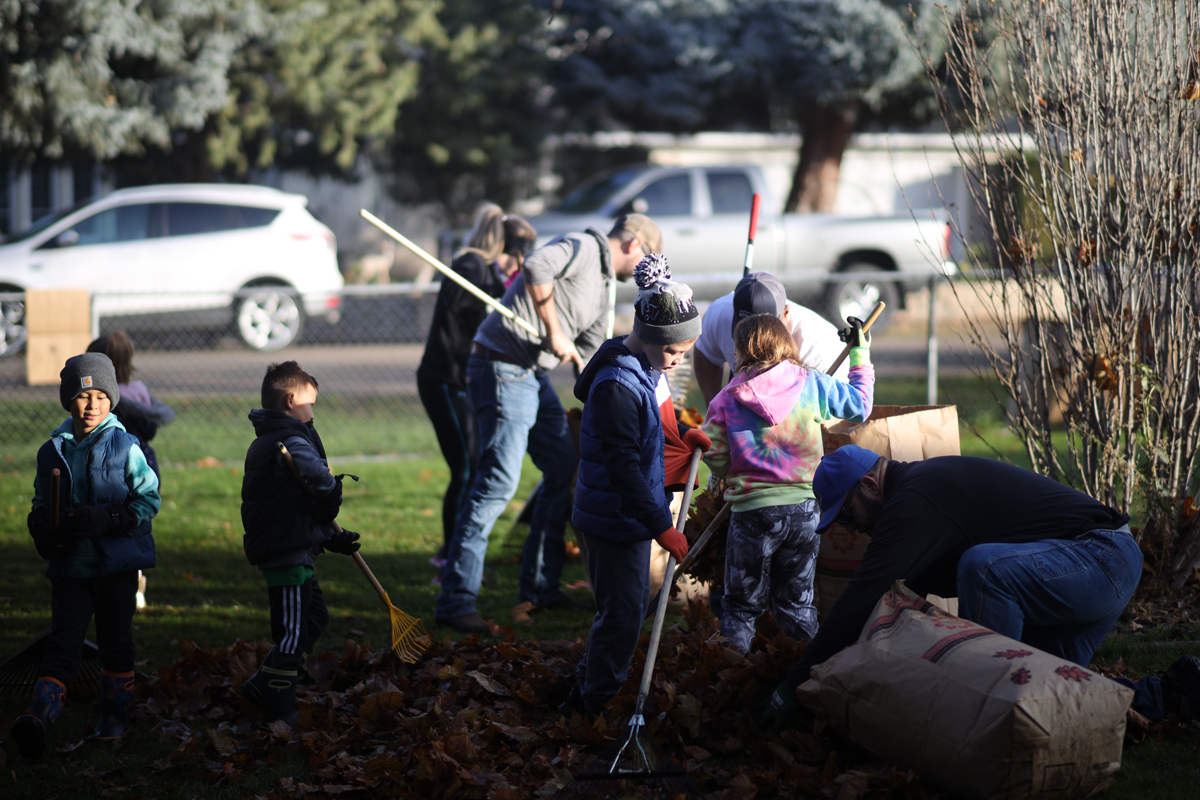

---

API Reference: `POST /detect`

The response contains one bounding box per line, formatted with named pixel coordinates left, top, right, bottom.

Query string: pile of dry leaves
left=134, top=600, right=932, bottom=800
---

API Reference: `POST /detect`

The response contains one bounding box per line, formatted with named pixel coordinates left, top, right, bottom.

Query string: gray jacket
left=474, top=228, right=614, bottom=370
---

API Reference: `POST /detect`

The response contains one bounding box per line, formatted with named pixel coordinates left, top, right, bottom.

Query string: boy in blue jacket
left=239, top=361, right=360, bottom=729
left=560, top=255, right=710, bottom=718
left=14, top=353, right=161, bottom=760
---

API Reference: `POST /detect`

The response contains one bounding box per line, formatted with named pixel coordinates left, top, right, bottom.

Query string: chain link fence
left=2, top=285, right=450, bottom=467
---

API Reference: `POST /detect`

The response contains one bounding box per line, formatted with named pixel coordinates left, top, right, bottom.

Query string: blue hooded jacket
left=572, top=337, right=672, bottom=542
left=34, top=416, right=159, bottom=581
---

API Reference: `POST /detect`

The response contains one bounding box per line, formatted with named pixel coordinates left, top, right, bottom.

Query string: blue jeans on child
left=957, top=525, right=1168, bottom=719
left=576, top=534, right=652, bottom=713
left=435, top=356, right=578, bottom=620
left=722, top=501, right=820, bottom=653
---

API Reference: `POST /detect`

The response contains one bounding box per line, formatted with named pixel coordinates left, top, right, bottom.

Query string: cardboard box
left=24, top=289, right=92, bottom=335
left=797, top=581, right=1131, bottom=800
left=26, top=332, right=94, bottom=386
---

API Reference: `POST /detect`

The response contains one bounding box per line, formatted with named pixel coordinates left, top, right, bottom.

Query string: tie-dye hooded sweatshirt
left=702, top=349, right=874, bottom=512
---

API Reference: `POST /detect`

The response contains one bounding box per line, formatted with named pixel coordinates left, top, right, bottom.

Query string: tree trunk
left=785, top=102, right=860, bottom=214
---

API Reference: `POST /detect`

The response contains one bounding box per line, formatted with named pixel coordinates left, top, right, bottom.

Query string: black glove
left=323, top=528, right=361, bottom=555
left=62, top=503, right=137, bottom=539
left=759, top=680, right=802, bottom=733
left=837, top=316, right=871, bottom=349
left=312, top=473, right=358, bottom=524
left=28, top=506, right=69, bottom=561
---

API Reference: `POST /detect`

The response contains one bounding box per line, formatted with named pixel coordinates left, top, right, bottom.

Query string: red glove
left=655, top=527, right=689, bottom=563
left=681, top=427, right=711, bottom=454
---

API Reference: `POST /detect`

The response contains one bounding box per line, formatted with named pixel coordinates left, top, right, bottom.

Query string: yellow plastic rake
left=278, top=443, right=431, bottom=663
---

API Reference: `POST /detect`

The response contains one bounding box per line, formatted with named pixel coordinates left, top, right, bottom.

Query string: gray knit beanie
left=60, top=352, right=120, bottom=409
left=631, top=254, right=701, bottom=345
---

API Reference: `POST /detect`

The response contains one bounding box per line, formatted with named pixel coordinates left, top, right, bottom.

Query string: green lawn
left=1, top=375, right=1197, bottom=797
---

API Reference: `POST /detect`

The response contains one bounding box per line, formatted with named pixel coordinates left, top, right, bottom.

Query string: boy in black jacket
left=239, top=362, right=360, bottom=728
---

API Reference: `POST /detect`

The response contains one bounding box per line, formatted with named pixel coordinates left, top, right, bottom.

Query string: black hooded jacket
left=240, top=409, right=337, bottom=566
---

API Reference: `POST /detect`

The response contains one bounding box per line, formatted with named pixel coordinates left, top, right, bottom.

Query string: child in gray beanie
left=13, top=352, right=161, bottom=760
left=559, top=254, right=711, bottom=718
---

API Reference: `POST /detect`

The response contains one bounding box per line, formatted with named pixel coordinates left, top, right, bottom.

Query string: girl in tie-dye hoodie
left=702, top=315, right=873, bottom=653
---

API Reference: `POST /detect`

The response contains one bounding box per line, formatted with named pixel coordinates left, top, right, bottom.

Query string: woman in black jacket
left=417, top=205, right=536, bottom=566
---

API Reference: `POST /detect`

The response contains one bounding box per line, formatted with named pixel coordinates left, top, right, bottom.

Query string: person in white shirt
left=693, top=272, right=848, bottom=405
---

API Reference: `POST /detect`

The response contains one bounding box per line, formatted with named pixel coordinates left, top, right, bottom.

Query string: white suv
left=0, top=183, right=343, bottom=353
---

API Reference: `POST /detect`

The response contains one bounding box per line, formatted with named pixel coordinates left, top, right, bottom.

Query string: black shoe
left=241, top=667, right=268, bottom=706
left=12, top=703, right=53, bottom=761
left=435, top=612, right=491, bottom=635
left=1161, top=655, right=1200, bottom=720
left=558, top=685, right=586, bottom=718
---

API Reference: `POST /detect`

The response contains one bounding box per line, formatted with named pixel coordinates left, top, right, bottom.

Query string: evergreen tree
left=0, top=0, right=265, bottom=163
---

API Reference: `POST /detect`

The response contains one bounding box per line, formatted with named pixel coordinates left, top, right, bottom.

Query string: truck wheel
left=235, top=283, right=304, bottom=351
left=0, top=286, right=28, bottom=358
left=824, top=264, right=898, bottom=333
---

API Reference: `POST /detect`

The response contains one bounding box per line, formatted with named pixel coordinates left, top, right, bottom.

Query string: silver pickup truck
left=527, top=164, right=956, bottom=329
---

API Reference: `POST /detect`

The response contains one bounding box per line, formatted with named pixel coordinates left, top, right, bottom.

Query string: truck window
left=707, top=171, right=754, bottom=214
left=635, top=175, right=692, bottom=216
left=556, top=170, right=641, bottom=214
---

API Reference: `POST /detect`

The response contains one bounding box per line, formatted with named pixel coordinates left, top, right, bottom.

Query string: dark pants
left=722, top=501, right=820, bottom=653
left=576, top=534, right=652, bottom=713
left=264, top=576, right=329, bottom=672
left=418, top=376, right=480, bottom=553
left=41, top=572, right=137, bottom=684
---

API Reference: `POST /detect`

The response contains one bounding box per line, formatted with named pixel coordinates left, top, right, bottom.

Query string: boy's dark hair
left=262, top=361, right=318, bottom=409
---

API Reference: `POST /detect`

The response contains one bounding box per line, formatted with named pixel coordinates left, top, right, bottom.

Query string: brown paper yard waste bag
left=815, top=406, right=960, bottom=616
left=796, top=582, right=1132, bottom=800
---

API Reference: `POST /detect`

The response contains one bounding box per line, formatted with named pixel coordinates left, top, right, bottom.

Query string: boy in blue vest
left=239, top=361, right=360, bottom=729
left=14, top=353, right=161, bottom=760
left=560, top=255, right=710, bottom=718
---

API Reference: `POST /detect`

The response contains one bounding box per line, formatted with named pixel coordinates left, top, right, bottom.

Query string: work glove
left=760, top=680, right=802, bottom=733
left=312, top=473, right=358, bottom=524
left=655, top=527, right=689, bottom=563
left=838, top=316, right=871, bottom=350
left=28, top=506, right=69, bottom=561
left=323, top=527, right=361, bottom=555
left=681, top=427, right=712, bottom=454
left=63, top=503, right=137, bottom=539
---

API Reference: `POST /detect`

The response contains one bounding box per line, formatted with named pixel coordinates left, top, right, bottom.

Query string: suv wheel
left=824, top=263, right=898, bottom=333
left=0, top=288, right=28, bottom=358
left=236, top=285, right=304, bottom=351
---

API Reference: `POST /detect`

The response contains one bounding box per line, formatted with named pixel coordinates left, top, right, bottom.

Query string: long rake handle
left=360, top=209, right=542, bottom=339
left=276, top=443, right=390, bottom=607
left=826, top=300, right=886, bottom=375
left=637, top=447, right=703, bottom=704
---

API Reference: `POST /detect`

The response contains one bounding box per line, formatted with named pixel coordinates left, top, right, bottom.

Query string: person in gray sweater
left=435, top=214, right=662, bottom=634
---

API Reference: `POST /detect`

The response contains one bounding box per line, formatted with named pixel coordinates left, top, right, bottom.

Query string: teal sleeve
left=125, top=444, right=162, bottom=523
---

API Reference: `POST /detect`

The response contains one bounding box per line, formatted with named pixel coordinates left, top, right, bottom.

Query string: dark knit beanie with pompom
left=632, top=254, right=701, bottom=345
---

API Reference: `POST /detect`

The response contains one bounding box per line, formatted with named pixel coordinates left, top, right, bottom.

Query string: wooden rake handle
left=276, top=443, right=389, bottom=605
left=826, top=300, right=886, bottom=375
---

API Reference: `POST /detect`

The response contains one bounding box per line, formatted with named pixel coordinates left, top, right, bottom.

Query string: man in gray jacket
left=435, top=214, right=662, bottom=633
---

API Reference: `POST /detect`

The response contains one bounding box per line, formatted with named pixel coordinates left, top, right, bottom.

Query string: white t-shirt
left=694, top=294, right=850, bottom=380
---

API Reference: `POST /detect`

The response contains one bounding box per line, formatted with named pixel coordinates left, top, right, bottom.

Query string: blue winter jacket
left=33, top=415, right=160, bottom=581
left=572, top=337, right=672, bottom=542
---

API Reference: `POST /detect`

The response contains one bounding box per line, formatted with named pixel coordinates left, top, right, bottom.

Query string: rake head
left=557, top=716, right=704, bottom=800
left=385, top=595, right=432, bottom=664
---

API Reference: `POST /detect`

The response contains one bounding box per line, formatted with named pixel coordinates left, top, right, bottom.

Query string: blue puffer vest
left=36, top=428, right=156, bottom=581
left=572, top=342, right=667, bottom=542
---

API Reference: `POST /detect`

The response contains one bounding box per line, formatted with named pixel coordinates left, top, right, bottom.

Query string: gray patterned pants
left=721, top=500, right=820, bottom=653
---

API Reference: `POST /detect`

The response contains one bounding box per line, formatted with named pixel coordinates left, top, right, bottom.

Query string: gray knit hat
left=632, top=254, right=701, bottom=345
left=60, top=352, right=120, bottom=409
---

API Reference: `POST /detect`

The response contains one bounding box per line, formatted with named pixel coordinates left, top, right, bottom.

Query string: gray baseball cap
left=731, top=272, right=787, bottom=336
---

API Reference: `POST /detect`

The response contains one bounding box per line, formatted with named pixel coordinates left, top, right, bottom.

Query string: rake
left=559, top=447, right=707, bottom=800
left=277, top=443, right=432, bottom=663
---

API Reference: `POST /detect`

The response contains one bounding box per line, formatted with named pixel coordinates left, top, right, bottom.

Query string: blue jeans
left=956, top=527, right=1142, bottom=666
left=435, top=356, right=578, bottom=619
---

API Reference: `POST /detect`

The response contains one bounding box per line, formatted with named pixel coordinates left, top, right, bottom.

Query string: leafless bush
left=930, top=1, right=1200, bottom=575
